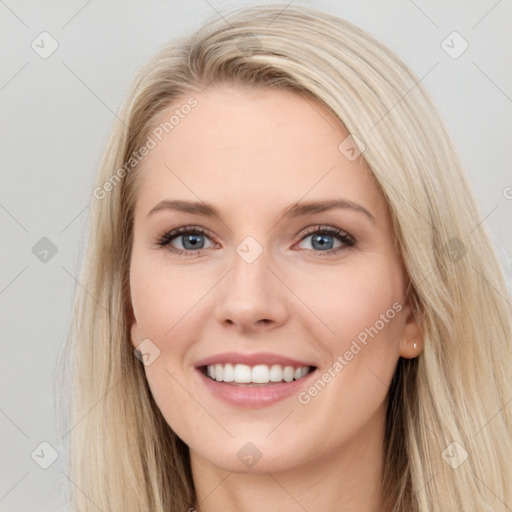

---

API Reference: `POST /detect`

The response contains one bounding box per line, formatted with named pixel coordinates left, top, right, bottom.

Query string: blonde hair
left=57, top=4, right=512, bottom=511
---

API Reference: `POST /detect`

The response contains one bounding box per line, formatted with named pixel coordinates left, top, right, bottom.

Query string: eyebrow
left=147, top=198, right=375, bottom=224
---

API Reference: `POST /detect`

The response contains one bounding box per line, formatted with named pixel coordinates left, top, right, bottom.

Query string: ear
left=129, top=304, right=139, bottom=350
left=398, top=302, right=423, bottom=359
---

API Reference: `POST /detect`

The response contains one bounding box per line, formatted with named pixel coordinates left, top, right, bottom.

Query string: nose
left=213, top=244, right=289, bottom=334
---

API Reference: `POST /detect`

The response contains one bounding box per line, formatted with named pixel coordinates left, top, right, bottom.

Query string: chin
left=191, top=434, right=308, bottom=475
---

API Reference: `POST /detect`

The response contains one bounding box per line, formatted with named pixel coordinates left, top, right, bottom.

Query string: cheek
left=302, top=258, right=405, bottom=354
left=293, top=264, right=404, bottom=448
left=129, top=253, right=212, bottom=428
left=130, top=251, right=208, bottom=340
left=143, top=362, right=209, bottom=449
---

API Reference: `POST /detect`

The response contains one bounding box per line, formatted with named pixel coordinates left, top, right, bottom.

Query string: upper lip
left=194, top=352, right=317, bottom=369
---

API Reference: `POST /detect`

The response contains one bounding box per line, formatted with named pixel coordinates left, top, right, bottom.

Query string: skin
left=129, top=84, right=422, bottom=512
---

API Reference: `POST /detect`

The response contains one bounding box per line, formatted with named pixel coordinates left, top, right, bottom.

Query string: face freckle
left=128, top=84, right=419, bottom=476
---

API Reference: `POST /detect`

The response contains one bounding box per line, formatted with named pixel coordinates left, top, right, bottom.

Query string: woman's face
left=129, top=84, right=420, bottom=474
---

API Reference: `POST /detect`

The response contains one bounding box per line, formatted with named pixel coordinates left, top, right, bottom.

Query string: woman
left=57, top=3, right=512, bottom=511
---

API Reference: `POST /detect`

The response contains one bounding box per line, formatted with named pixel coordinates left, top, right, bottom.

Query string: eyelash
left=155, top=225, right=355, bottom=258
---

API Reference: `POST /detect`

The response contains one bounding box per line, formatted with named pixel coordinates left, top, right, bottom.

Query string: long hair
left=56, top=4, right=512, bottom=511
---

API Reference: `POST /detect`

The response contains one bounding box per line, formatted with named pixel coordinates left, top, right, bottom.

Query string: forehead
left=134, top=84, right=384, bottom=219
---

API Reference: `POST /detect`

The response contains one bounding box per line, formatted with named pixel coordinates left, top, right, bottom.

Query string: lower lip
left=196, top=368, right=318, bottom=408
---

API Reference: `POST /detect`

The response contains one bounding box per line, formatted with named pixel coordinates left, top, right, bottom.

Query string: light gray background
left=1, top=1, right=511, bottom=510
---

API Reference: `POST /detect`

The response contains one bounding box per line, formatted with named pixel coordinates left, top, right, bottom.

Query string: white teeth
left=223, top=363, right=234, bottom=382
left=283, top=366, right=294, bottom=382
left=269, top=364, right=283, bottom=382
left=215, top=364, right=223, bottom=382
left=234, top=364, right=252, bottom=383
left=251, top=365, right=270, bottom=383
left=205, top=363, right=312, bottom=384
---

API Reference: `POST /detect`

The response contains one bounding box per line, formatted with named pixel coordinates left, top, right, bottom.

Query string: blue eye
left=156, top=226, right=214, bottom=256
left=156, top=225, right=355, bottom=257
left=296, top=225, right=355, bottom=256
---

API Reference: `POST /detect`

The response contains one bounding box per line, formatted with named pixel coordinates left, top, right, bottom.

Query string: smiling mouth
left=199, top=363, right=316, bottom=386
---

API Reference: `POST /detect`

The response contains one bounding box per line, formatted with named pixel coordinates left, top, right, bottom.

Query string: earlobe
left=400, top=339, right=421, bottom=359
left=398, top=304, right=423, bottom=359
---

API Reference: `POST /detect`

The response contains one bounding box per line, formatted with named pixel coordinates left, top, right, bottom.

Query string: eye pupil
left=183, top=234, right=204, bottom=250
left=312, top=233, right=334, bottom=250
